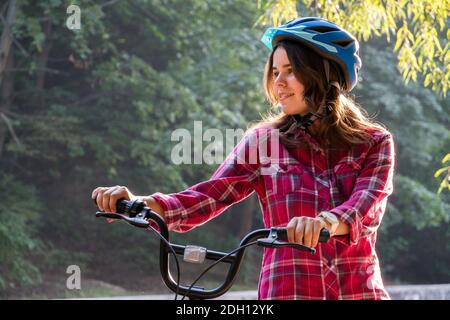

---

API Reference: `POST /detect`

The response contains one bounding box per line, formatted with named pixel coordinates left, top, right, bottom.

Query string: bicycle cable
left=145, top=225, right=181, bottom=300
left=181, top=240, right=259, bottom=300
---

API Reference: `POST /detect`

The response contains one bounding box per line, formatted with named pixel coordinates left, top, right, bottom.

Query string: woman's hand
left=91, top=185, right=136, bottom=213
left=91, top=186, right=165, bottom=221
left=286, top=216, right=330, bottom=248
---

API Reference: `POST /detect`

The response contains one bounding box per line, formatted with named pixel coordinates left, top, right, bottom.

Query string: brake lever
left=95, top=212, right=124, bottom=219
left=257, top=238, right=316, bottom=254
left=96, top=211, right=149, bottom=228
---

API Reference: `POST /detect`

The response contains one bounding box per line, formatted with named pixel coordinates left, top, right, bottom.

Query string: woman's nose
left=274, top=74, right=286, bottom=87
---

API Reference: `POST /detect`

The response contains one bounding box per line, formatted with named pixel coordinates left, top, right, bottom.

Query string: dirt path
left=68, top=284, right=450, bottom=300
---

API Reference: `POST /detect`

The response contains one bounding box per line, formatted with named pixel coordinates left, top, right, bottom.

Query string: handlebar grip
left=116, top=199, right=127, bottom=213
left=276, top=227, right=330, bottom=243
left=93, top=197, right=145, bottom=217
left=92, top=197, right=127, bottom=213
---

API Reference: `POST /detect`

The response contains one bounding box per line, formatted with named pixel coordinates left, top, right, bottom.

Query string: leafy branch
left=434, top=153, right=450, bottom=194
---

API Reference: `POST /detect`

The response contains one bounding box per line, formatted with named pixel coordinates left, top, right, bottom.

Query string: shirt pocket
left=333, top=161, right=361, bottom=198
left=262, top=164, right=306, bottom=198
left=335, top=256, right=381, bottom=295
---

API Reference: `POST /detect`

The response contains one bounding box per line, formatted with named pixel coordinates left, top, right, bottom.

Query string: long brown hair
left=249, top=40, right=387, bottom=150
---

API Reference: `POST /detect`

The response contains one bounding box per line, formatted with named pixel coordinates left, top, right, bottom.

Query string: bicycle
left=94, top=198, right=330, bottom=300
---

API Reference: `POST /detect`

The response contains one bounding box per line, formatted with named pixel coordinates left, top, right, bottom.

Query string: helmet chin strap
left=291, top=60, right=340, bottom=130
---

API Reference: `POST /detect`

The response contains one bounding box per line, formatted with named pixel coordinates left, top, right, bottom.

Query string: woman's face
left=272, top=46, right=308, bottom=115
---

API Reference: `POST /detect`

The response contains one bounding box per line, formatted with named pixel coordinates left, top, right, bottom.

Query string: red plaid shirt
left=151, top=125, right=395, bottom=300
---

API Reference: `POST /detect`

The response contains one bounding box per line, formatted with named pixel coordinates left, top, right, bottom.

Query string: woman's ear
left=330, top=61, right=345, bottom=88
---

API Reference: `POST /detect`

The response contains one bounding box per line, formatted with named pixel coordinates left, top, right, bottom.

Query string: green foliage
left=389, top=175, right=450, bottom=229
left=1, top=0, right=268, bottom=296
left=0, top=174, right=42, bottom=292
left=434, top=153, right=450, bottom=194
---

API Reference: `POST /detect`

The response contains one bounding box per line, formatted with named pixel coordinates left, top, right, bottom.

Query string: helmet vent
left=332, top=39, right=354, bottom=48
left=298, top=18, right=318, bottom=23
left=306, top=26, right=340, bottom=33
left=288, top=17, right=318, bottom=27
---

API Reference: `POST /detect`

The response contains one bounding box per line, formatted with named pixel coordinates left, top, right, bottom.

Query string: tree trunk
left=0, top=47, right=14, bottom=158
left=0, top=0, right=16, bottom=87
left=0, top=1, right=17, bottom=158
left=36, top=18, right=52, bottom=92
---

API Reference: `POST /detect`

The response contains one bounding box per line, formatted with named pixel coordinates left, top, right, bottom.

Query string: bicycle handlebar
left=94, top=198, right=330, bottom=299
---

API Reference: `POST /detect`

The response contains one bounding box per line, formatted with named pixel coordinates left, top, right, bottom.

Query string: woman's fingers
left=91, top=187, right=101, bottom=200
left=94, top=188, right=107, bottom=211
left=101, top=187, right=116, bottom=213
left=311, top=220, right=324, bottom=248
left=303, top=221, right=313, bottom=248
left=287, top=217, right=326, bottom=248
left=92, top=186, right=134, bottom=224
left=286, top=218, right=297, bottom=243
left=109, top=186, right=129, bottom=213
left=294, top=218, right=305, bottom=245
left=92, top=185, right=131, bottom=212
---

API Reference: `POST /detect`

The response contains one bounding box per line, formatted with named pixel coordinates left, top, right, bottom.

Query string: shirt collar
left=292, top=127, right=325, bottom=154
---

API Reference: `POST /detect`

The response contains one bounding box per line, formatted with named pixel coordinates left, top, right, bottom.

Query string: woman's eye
left=273, top=69, right=292, bottom=77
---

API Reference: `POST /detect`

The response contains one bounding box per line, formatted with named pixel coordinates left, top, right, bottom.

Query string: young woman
left=92, top=17, right=396, bottom=300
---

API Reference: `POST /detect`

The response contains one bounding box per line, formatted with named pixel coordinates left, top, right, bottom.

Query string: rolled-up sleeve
left=330, top=132, right=396, bottom=246
left=151, top=129, right=263, bottom=232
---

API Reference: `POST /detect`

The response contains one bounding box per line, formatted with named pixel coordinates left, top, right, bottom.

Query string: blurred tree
left=0, top=0, right=267, bottom=294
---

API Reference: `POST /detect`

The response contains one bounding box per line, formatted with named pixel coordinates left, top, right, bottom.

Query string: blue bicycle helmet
left=261, top=17, right=361, bottom=92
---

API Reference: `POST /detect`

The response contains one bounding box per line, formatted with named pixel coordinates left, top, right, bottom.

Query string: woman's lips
left=279, top=93, right=294, bottom=101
